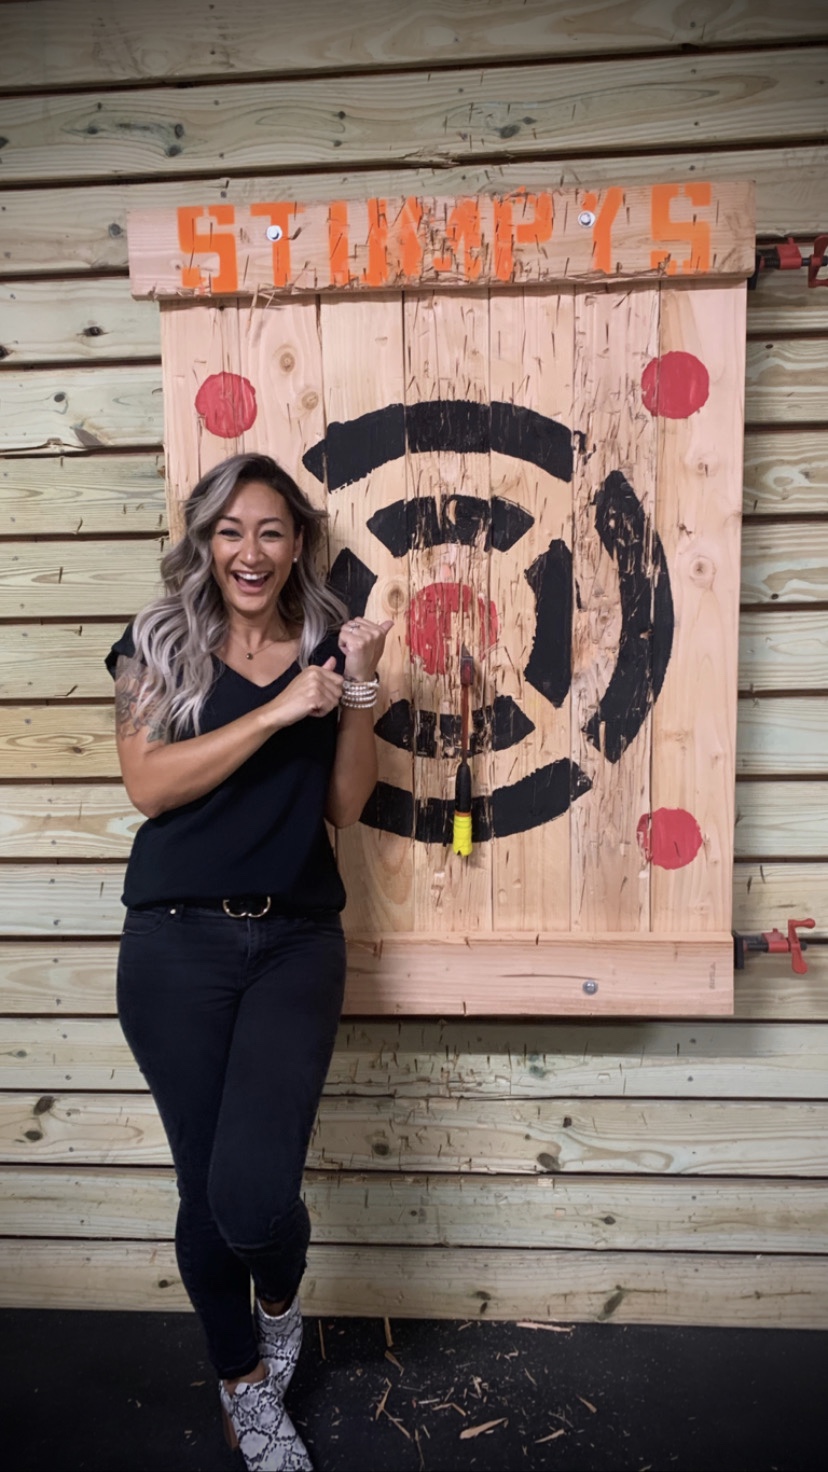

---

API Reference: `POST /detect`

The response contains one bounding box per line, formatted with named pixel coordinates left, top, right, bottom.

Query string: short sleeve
left=104, top=623, right=137, bottom=681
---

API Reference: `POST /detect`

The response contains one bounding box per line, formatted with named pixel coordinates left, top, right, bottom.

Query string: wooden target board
left=128, top=182, right=754, bottom=1016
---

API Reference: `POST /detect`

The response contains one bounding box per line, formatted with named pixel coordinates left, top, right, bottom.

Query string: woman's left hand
left=338, top=616, right=394, bottom=682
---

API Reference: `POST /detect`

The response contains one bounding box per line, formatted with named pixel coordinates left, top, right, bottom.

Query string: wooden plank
left=0, top=607, right=821, bottom=702
left=1, top=150, right=822, bottom=277
left=740, top=524, right=828, bottom=606
left=0, top=539, right=162, bottom=617
left=0, top=335, right=818, bottom=457
left=129, top=184, right=753, bottom=297
left=0, top=454, right=166, bottom=536
left=0, top=785, right=140, bottom=859
left=0, top=864, right=128, bottom=935
left=1, top=1240, right=826, bottom=1325
left=747, top=268, right=828, bottom=333
left=0, top=279, right=159, bottom=366
left=3, top=1167, right=827, bottom=1255
left=738, top=610, right=828, bottom=692
left=651, top=285, right=745, bottom=934
left=404, top=291, right=494, bottom=934
left=2, top=1240, right=826, bottom=1325
left=0, top=366, right=163, bottom=455
left=0, top=860, right=822, bottom=959
left=733, top=863, right=828, bottom=932
left=736, top=697, right=828, bottom=776
left=743, top=429, right=828, bottom=517
left=3, top=1091, right=827, bottom=1173
left=744, top=339, right=828, bottom=425
left=570, top=287, right=660, bottom=932
left=2, top=52, right=820, bottom=184
left=0, top=624, right=127, bottom=699
left=160, top=295, right=328, bottom=540
left=318, top=294, right=415, bottom=935
left=735, top=781, right=827, bottom=859
left=4, top=1017, right=828, bottom=1096
left=5, top=0, right=825, bottom=90
left=3, top=939, right=827, bottom=1021
left=488, top=288, right=573, bottom=932
left=0, top=706, right=117, bottom=778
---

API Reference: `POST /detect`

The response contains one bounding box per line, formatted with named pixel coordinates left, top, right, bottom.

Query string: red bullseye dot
left=641, top=351, right=709, bottom=419
left=407, top=582, right=498, bottom=676
left=194, top=371, right=258, bottom=438
left=637, top=808, right=703, bottom=870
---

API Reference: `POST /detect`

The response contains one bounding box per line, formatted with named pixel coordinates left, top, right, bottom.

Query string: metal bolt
left=578, top=210, right=596, bottom=228
left=582, top=979, right=598, bottom=995
left=265, top=224, right=283, bottom=242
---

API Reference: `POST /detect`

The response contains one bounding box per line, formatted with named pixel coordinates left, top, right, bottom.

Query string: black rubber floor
left=3, top=1310, right=826, bottom=1471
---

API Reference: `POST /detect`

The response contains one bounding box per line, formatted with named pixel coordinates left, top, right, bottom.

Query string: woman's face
left=209, top=480, right=303, bottom=622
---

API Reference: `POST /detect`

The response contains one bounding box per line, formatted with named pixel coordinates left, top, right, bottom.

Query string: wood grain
left=733, top=863, right=828, bottom=931
left=740, top=524, right=828, bottom=606
left=0, top=624, right=127, bottom=699
left=3, top=1091, right=827, bottom=1174
left=3, top=942, right=825, bottom=1020
left=0, top=539, right=163, bottom=617
left=0, top=455, right=166, bottom=536
left=3, top=1167, right=826, bottom=1254
left=743, top=429, right=828, bottom=517
left=736, top=697, right=828, bottom=775
left=1, top=150, right=823, bottom=278
left=738, top=610, right=828, bottom=692
left=2, top=53, right=822, bottom=185
left=651, top=285, right=745, bottom=934
left=0, top=785, right=140, bottom=859
left=735, top=781, right=827, bottom=859
left=744, top=339, right=828, bottom=425
left=0, top=706, right=116, bottom=778
left=5, top=0, right=824, bottom=90
left=0, top=279, right=160, bottom=366
left=3, top=1016, right=827, bottom=1097
left=0, top=366, right=163, bottom=454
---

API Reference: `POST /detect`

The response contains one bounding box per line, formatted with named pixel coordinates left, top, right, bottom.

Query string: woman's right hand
left=268, top=657, right=343, bottom=729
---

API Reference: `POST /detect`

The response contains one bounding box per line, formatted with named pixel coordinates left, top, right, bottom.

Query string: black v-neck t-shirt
left=105, top=626, right=346, bottom=911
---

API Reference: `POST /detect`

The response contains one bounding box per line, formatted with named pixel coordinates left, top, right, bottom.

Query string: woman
left=107, top=452, right=391, bottom=1471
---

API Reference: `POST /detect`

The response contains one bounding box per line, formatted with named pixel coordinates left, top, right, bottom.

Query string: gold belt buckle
left=221, top=896, right=272, bottom=919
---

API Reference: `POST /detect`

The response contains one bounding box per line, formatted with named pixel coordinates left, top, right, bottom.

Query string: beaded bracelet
left=340, top=675, right=380, bottom=709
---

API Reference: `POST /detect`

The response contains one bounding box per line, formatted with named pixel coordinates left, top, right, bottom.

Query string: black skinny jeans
left=117, top=902, right=347, bottom=1379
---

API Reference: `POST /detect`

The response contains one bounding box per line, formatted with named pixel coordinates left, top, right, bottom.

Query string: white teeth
left=236, top=572, right=266, bottom=582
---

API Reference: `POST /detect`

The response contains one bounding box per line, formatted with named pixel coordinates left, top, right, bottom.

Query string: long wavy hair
left=131, top=453, right=347, bottom=738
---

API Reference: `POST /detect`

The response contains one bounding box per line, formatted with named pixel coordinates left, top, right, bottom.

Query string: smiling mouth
left=232, top=571, right=271, bottom=590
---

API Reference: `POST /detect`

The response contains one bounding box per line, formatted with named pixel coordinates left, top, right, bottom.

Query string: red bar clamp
left=733, top=918, right=815, bottom=974
left=808, top=235, right=828, bottom=287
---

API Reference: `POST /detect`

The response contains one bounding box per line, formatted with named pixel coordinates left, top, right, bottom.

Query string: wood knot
left=279, top=351, right=296, bottom=372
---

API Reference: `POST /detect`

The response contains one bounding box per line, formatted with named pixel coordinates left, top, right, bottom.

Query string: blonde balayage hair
left=131, top=453, right=347, bottom=738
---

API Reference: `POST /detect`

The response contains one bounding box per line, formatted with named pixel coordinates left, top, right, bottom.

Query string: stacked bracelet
left=340, top=675, right=379, bottom=709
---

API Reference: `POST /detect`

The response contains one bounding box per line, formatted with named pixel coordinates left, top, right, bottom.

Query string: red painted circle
left=194, top=372, right=258, bottom=438
left=641, top=352, right=709, bottom=419
left=636, top=808, right=703, bottom=870
left=407, top=582, right=499, bottom=676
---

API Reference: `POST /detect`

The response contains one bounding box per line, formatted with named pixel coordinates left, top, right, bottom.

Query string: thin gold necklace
left=228, top=630, right=291, bottom=661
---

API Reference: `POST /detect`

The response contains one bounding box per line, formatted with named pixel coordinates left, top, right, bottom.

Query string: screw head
left=582, top=980, right=598, bottom=995
left=265, top=224, right=283, bottom=242
left=578, top=210, right=596, bottom=228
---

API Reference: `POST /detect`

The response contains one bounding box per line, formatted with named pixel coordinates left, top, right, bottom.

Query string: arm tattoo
left=114, top=654, right=166, bottom=743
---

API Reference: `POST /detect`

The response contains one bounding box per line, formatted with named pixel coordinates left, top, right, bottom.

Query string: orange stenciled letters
left=651, top=182, right=713, bottom=275
left=328, top=201, right=353, bottom=287
left=396, top=198, right=424, bottom=280
left=581, top=189, right=623, bottom=275
left=493, top=191, right=554, bottom=280
left=362, top=199, right=389, bottom=287
left=249, top=203, right=300, bottom=288
left=177, top=205, right=238, bottom=294
left=433, top=199, right=482, bottom=281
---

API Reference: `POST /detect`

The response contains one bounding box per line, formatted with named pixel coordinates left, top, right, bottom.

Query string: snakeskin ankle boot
left=255, top=1294, right=303, bottom=1394
left=220, top=1364, right=312, bottom=1472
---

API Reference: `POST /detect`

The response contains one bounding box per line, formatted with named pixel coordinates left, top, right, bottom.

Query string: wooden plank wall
left=1, top=0, right=827, bottom=1327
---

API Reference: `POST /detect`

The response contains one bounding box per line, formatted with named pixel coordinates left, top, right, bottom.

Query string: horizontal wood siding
left=0, top=0, right=826, bottom=1326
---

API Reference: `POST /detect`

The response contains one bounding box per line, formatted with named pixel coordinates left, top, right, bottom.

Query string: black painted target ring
left=303, top=401, right=674, bottom=843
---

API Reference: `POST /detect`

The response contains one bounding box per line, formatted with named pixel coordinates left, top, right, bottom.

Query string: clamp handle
left=787, top=918, right=816, bottom=975
left=808, top=236, right=828, bottom=287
